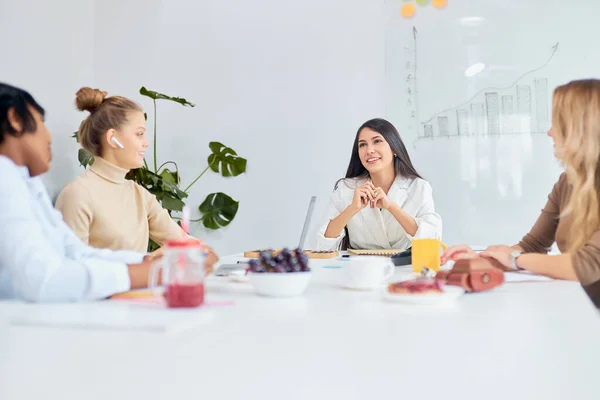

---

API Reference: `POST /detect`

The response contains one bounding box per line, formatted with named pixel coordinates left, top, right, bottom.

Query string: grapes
left=259, top=251, right=274, bottom=265
left=248, top=259, right=259, bottom=270
left=274, top=265, right=286, bottom=273
left=291, top=261, right=302, bottom=273
left=248, top=259, right=265, bottom=273
left=265, top=260, right=278, bottom=273
left=251, top=248, right=311, bottom=273
left=275, top=253, right=286, bottom=265
left=296, top=252, right=309, bottom=269
left=280, top=248, right=292, bottom=261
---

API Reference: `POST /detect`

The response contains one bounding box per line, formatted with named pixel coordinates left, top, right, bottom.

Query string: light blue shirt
left=0, top=156, right=145, bottom=302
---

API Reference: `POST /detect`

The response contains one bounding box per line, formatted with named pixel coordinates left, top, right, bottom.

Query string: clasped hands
left=351, top=182, right=392, bottom=211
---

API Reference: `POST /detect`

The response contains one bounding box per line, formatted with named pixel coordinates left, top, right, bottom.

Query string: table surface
left=1, top=253, right=599, bottom=400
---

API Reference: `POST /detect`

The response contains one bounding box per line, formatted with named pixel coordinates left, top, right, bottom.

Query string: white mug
left=342, top=257, right=395, bottom=289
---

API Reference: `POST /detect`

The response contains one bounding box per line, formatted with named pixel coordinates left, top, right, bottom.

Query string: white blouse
left=315, top=176, right=442, bottom=250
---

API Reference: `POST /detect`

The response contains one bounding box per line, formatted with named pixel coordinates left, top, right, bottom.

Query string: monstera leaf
left=198, top=192, right=239, bottom=230
left=159, top=192, right=186, bottom=213
left=126, top=167, right=188, bottom=213
left=207, top=142, right=247, bottom=177
left=139, top=87, right=195, bottom=107
left=160, top=168, right=180, bottom=185
left=78, top=148, right=94, bottom=168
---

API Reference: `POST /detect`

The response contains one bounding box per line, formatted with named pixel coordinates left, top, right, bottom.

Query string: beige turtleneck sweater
left=55, top=157, right=184, bottom=253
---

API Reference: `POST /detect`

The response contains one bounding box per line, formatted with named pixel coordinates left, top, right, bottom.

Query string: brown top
left=518, top=173, right=600, bottom=304
left=55, top=157, right=184, bottom=253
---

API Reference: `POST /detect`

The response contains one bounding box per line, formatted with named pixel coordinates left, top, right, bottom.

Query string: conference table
left=1, top=253, right=599, bottom=400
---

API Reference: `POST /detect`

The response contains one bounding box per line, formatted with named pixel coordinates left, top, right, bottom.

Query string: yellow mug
left=411, top=238, right=447, bottom=273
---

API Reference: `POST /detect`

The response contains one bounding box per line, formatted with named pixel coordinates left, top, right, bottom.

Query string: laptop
left=215, top=196, right=317, bottom=276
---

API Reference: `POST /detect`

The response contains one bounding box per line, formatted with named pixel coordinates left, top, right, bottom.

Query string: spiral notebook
left=347, top=249, right=406, bottom=256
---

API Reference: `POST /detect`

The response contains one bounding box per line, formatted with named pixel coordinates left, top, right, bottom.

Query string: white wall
left=0, top=0, right=95, bottom=198
left=2, top=0, right=386, bottom=255
left=94, top=0, right=387, bottom=255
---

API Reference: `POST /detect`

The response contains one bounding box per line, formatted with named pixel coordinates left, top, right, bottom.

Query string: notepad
left=347, top=249, right=406, bottom=256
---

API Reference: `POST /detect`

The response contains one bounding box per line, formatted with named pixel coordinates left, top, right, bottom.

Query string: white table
left=1, top=254, right=599, bottom=400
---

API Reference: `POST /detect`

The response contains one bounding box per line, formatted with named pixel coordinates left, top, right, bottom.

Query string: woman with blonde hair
left=442, top=79, right=600, bottom=306
left=56, top=88, right=217, bottom=271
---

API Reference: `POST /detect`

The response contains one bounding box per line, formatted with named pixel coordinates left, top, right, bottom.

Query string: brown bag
left=435, top=257, right=505, bottom=293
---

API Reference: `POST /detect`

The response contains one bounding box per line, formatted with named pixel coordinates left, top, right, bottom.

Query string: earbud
left=111, top=136, right=124, bottom=149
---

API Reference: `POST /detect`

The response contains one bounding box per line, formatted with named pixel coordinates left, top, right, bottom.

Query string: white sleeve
left=315, top=186, right=347, bottom=250
left=403, top=181, right=443, bottom=242
left=61, top=219, right=146, bottom=264
left=0, top=170, right=131, bottom=302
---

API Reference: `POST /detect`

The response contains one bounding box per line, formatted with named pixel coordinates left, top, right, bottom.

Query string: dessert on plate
left=387, top=278, right=444, bottom=295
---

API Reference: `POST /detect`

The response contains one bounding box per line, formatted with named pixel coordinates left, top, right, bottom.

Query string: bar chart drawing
left=535, top=78, right=550, bottom=132
left=470, top=103, right=484, bottom=135
left=411, top=41, right=559, bottom=140
left=418, top=78, right=553, bottom=138
left=501, top=95, right=514, bottom=134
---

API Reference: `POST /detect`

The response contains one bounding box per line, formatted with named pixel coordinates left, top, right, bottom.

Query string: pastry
left=387, top=278, right=444, bottom=295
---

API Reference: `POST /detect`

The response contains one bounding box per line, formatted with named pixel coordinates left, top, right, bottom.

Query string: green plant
left=73, top=87, right=247, bottom=251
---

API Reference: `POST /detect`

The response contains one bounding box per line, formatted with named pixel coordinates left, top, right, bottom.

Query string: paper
left=504, top=271, right=553, bottom=283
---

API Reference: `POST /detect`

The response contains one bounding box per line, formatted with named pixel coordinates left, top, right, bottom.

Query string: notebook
left=347, top=249, right=407, bottom=256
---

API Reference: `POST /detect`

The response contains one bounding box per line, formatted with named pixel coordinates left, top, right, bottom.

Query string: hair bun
left=75, top=87, right=108, bottom=113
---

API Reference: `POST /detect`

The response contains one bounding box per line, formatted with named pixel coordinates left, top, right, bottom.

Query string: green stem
left=144, top=159, right=149, bottom=169
left=157, top=161, right=179, bottom=173
left=184, top=165, right=210, bottom=193
left=153, top=99, right=157, bottom=172
left=172, top=217, right=202, bottom=222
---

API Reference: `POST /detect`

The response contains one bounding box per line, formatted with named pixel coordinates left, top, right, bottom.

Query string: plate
left=340, top=282, right=387, bottom=291
left=382, top=285, right=465, bottom=305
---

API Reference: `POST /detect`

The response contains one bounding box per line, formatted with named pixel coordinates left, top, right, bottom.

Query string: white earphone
left=111, top=136, right=124, bottom=149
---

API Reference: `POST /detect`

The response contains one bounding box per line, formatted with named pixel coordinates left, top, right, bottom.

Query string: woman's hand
left=202, top=244, right=218, bottom=275
left=148, top=244, right=218, bottom=275
left=350, top=185, right=375, bottom=212
left=146, top=247, right=165, bottom=261
left=479, top=247, right=513, bottom=269
left=365, top=182, right=392, bottom=210
left=441, top=244, right=478, bottom=264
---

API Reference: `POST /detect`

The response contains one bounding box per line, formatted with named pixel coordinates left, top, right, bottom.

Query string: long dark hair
left=336, top=118, right=422, bottom=249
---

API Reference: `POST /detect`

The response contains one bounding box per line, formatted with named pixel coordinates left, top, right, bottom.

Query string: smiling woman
left=315, top=118, right=442, bottom=251
left=54, top=87, right=218, bottom=270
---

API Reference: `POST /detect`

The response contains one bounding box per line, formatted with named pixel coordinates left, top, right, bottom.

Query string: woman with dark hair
left=0, top=82, right=157, bottom=302
left=315, top=118, right=442, bottom=250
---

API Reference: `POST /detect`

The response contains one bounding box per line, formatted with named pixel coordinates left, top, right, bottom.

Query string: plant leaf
left=78, top=148, right=94, bottom=168
left=125, top=166, right=187, bottom=212
left=198, top=192, right=239, bottom=230
left=147, top=239, right=160, bottom=253
left=161, top=192, right=185, bottom=212
left=207, top=142, right=247, bottom=177
left=139, top=87, right=195, bottom=107
left=160, top=168, right=178, bottom=185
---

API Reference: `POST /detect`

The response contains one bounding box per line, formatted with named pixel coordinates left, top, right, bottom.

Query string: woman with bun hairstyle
left=56, top=88, right=217, bottom=271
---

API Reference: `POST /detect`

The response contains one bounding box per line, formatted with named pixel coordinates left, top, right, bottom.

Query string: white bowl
left=248, top=271, right=312, bottom=297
